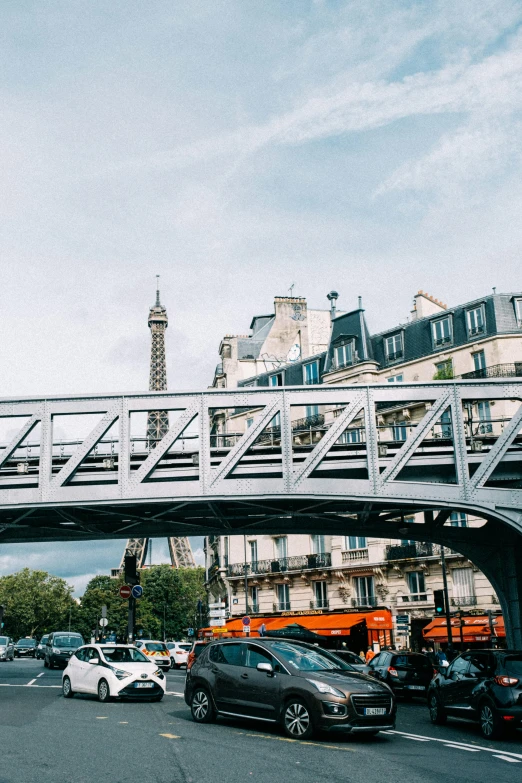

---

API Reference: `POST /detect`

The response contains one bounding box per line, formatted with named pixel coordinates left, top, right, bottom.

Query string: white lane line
left=27, top=679, right=37, bottom=686
left=164, top=691, right=184, bottom=697
left=444, top=745, right=480, bottom=752
left=404, top=737, right=430, bottom=742
left=387, top=731, right=522, bottom=761
left=37, top=673, right=45, bottom=678
left=0, top=683, right=61, bottom=689
left=493, top=756, right=521, bottom=763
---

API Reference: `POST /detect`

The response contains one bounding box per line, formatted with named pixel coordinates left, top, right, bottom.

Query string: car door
left=70, top=648, right=90, bottom=692
left=208, top=642, right=244, bottom=713
left=367, top=653, right=387, bottom=680
left=234, top=644, right=282, bottom=720
left=82, top=647, right=104, bottom=694
left=439, top=655, right=470, bottom=711
left=458, top=652, right=491, bottom=716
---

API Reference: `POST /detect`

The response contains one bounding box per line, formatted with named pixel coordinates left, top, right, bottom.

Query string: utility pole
left=440, top=547, right=453, bottom=649
left=243, top=535, right=249, bottom=615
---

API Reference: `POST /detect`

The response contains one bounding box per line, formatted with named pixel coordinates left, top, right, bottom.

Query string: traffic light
left=124, top=555, right=139, bottom=586
left=434, top=590, right=445, bottom=615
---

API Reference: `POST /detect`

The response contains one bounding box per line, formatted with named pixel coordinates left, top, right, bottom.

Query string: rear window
left=392, top=655, right=431, bottom=668
left=177, top=644, right=191, bottom=651
left=193, top=643, right=208, bottom=658
left=144, top=643, right=167, bottom=652
left=503, top=655, right=522, bottom=676
left=0, top=637, right=8, bottom=645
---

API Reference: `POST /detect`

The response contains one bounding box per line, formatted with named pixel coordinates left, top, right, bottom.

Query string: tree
left=76, top=574, right=129, bottom=641
left=0, top=568, right=77, bottom=640
left=138, top=565, right=206, bottom=640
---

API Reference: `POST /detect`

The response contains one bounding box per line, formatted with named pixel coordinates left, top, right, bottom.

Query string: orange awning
left=423, top=614, right=505, bottom=643
left=208, top=610, right=392, bottom=638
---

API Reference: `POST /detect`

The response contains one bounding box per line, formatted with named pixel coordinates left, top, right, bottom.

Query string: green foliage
left=0, top=568, right=77, bottom=640
left=433, top=363, right=454, bottom=380
left=138, top=565, right=207, bottom=640
left=75, top=574, right=129, bottom=640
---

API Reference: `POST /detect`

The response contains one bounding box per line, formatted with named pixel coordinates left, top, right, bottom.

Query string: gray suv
left=44, top=632, right=84, bottom=669
left=185, top=638, right=396, bottom=740
left=0, top=636, right=15, bottom=661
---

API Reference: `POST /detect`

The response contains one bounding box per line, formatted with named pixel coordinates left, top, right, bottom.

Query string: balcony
left=351, top=595, right=378, bottom=608
left=292, top=413, right=325, bottom=432
left=207, top=558, right=221, bottom=579
left=386, top=351, right=404, bottom=362
left=342, top=549, right=369, bottom=563
left=461, top=362, right=522, bottom=380
left=273, top=602, right=291, bottom=612
left=227, top=552, right=331, bottom=578
left=310, top=599, right=329, bottom=610
left=386, top=543, right=434, bottom=560
left=397, top=593, right=431, bottom=604
left=451, top=595, right=477, bottom=607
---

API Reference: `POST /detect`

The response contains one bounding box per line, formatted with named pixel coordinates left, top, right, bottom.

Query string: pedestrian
left=446, top=645, right=457, bottom=663
left=436, top=649, right=448, bottom=667
left=426, top=646, right=437, bottom=666
left=359, top=650, right=366, bottom=661
left=365, top=646, right=375, bottom=663
left=259, top=622, right=266, bottom=637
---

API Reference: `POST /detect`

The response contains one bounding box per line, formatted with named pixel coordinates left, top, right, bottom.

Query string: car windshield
left=270, top=642, right=353, bottom=672
left=54, top=636, right=83, bottom=648
left=393, top=655, right=431, bottom=669
left=16, top=639, right=36, bottom=647
left=504, top=655, right=522, bottom=676
left=144, top=643, right=167, bottom=652
left=0, top=637, right=8, bottom=645
left=39, top=636, right=48, bottom=644
left=101, top=647, right=149, bottom=663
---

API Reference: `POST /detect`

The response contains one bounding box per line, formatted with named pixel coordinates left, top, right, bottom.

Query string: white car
left=62, top=644, right=166, bottom=702
left=134, top=640, right=171, bottom=671
left=167, top=642, right=191, bottom=669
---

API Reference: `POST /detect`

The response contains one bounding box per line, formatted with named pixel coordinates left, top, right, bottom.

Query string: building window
left=407, top=571, right=426, bottom=600
left=272, top=412, right=281, bottom=428
left=338, top=427, right=361, bottom=444
left=434, top=358, right=453, bottom=379
left=385, top=333, right=404, bottom=362
left=515, top=298, right=522, bottom=326
left=387, top=374, right=404, bottom=383
left=477, top=400, right=493, bottom=433
left=250, top=585, right=259, bottom=612
left=269, top=373, right=283, bottom=387
left=346, top=536, right=367, bottom=550
left=432, top=316, right=452, bottom=348
left=243, top=381, right=256, bottom=387
left=473, top=350, right=486, bottom=372
left=450, top=512, right=467, bottom=527
left=393, top=421, right=408, bottom=441
left=274, top=536, right=288, bottom=560
left=304, top=361, right=320, bottom=385
left=249, top=540, right=258, bottom=568
left=246, top=417, right=254, bottom=428
left=314, top=581, right=328, bottom=609
left=452, top=567, right=475, bottom=605
left=334, top=342, right=354, bottom=369
left=305, top=405, right=319, bottom=419
left=440, top=409, right=452, bottom=438
left=310, top=534, right=325, bottom=555
left=466, top=305, right=485, bottom=337
left=276, top=583, right=290, bottom=611
left=354, top=576, right=375, bottom=606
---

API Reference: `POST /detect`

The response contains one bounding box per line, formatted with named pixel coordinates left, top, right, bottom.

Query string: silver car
left=0, top=635, right=15, bottom=661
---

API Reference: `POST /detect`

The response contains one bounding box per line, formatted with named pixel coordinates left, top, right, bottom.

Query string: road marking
left=119, top=722, right=128, bottom=724
left=160, top=733, right=180, bottom=739
left=164, top=691, right=184, bottom=696
left=37, top=673, right=44, bottom=678
left=243, top=733, right=356, bottom=752
left=404, top=736, right=430, bottom=742
left=443, top=745, right=480, bottom=752
left=27, top=679, right=37, bottom=686
left=96, top=717, right=108, bottom=720
left=387, top=731, right=522, bottom=761
left=493, top=755, right=521, bottom=763
left=0, top=684, right=61, bottom=689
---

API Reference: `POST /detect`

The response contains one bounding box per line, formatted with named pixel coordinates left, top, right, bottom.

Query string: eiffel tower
left=118, top=277, right=195, bottom=571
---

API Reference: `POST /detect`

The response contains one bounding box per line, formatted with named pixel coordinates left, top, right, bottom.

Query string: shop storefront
left=422, top=614, right=505, bottom=648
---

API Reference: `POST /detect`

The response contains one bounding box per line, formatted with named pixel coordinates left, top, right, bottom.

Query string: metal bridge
left=1, top=380, right=522, bottom=645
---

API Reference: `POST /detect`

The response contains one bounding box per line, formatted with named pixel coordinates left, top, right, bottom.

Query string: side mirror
left=257, top=662, right=273, bottom=675
left=89, top=658, right=99, bottom=665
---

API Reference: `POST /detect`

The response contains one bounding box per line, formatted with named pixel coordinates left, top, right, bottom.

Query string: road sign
left=242, top=616, right=251, bottom=626
left=187, top=628, right=195, bottom=637
left=210, top=618, right=227, bottom=626
left=119, top=585, right=132, bottom=599
left=209, top=609, right=226, bottom=618
left=101, top=605, right=107, bottom=619
left=212, top=627, right=227, bottom=633
left=395, top=615, right=409, bottom=623
left=209, top=602, right=226, bottom=610
left=131, top=584, right=143, bottom=599
left=99, top=617, right=108, bottom=627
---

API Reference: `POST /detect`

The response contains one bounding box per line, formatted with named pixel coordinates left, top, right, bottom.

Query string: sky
left=0, top=1, right=521, bottom=594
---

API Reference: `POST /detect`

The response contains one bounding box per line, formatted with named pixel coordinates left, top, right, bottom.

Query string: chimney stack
left=327, top=291, right=339, bottom=320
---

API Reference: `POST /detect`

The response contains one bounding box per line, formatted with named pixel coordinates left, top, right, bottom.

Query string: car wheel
left=62, top=676, right=74, bottom=699
left=479, top=702, right=503, bottom=739
left=191, top=688, right=215, bottom=723
left=48, top=660, right=55, bottom=670
left=428, top=693, right=447, bottom=725
left=43, top=658, right=49, bottom=668
left=98, top=679, right=111, bottom=703
left=282, top=699, right=314, bottom=740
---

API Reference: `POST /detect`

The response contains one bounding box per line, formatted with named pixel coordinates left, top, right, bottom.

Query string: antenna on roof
left=155, top=275, right=161, bottom=306
left=289, top=282, right=295, bottom=297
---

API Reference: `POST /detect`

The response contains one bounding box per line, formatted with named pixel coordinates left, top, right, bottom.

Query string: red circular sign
left=242, top=616, right=251, bottom=626
left=119, top=585, right=132, bottom=599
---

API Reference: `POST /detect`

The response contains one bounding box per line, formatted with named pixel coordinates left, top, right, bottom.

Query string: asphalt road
left=0, top=659, right=521, bottom=783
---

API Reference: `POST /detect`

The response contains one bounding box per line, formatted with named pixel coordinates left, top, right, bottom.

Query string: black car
left=428, top=649, right=522, bottom=739
left=14, top=638, right=37, bottom=658
left=36, top=635, right=49, bottom=660
left=44, top=632, right=85, bottom=669
left=185, top=638, right=396, bottom=740
left=364, top=651, right=434, bottom=698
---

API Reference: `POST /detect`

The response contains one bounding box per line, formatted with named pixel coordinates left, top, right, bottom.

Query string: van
left=44, top=632, right=84, bottom=669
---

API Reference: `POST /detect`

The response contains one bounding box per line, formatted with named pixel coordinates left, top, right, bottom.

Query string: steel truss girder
left=0, top=381, right=521, bottom=539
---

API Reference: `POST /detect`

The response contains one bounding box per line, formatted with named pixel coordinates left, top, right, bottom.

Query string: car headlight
left=307, top=679, right=345, bottom=698
left=0, top=647, right=5, bottom=651
left=154, top=669, right=165, bottom=679
left=109, top=666, right=131, bottom=680
left=52, top=647, right=60, bottom=654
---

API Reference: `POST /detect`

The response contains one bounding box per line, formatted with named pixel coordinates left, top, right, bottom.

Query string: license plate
left=406, top=685, right=425, bottom=690
left=364, top=707, right=386, bottom=715
left=135, top=682, right=154, bottom=688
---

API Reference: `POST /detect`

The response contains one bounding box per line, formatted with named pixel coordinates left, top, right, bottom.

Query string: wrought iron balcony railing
left=273, top=601, right=291, bottom=611
left=292, top=414, right=325, bottom=431
left=227, top=552, right=331, bottom=577
left=461, top=362, right=522, bottom=380
left=351, top=595, right=378, bottom=608
left=398, top=592, right=430, bottom=603
left=310, top=599, right=329, bottom=610
left=207, top=558, right=221, bottom=579
left=386, top=543, right=434, bottom=560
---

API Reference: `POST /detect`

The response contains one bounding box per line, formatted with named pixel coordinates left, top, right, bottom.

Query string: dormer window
left=385, top=333, right=404, bottom=362
left=432, top=316, right=452, bottom=349
left=515, top=298, right=522, bottom=326
left=269, top=373, right=283, bottom=387
left=303, top=361, right=320, bottom=385
left=466, top=305, right=485, bottom=338
left=334, top=341, right=355, bottom=369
